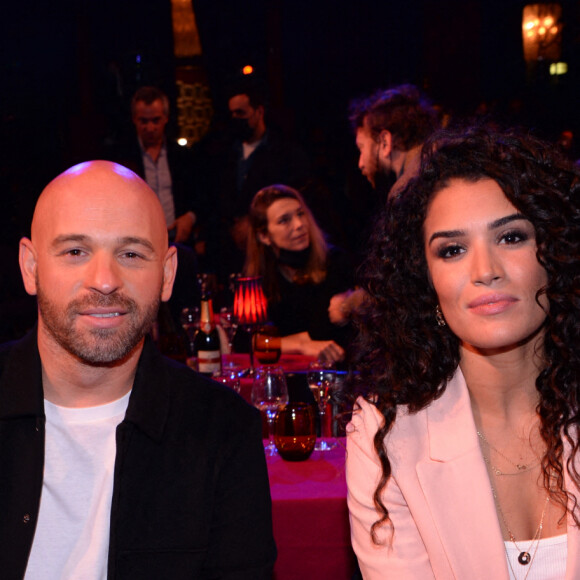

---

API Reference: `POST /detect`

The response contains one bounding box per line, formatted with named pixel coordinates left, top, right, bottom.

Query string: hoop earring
left=435, top=305, right=446, bottom=327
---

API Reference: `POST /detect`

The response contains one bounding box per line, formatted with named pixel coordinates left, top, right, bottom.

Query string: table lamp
left=233, top=276, right=268, bottom=369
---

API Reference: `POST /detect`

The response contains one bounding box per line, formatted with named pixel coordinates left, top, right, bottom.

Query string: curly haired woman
left=344, top=125, right=580, bottom=579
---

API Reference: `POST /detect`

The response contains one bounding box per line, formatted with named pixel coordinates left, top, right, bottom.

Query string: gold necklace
left=491, top=487, right=549, bottom=580
left=477, top=430, right=540, bottom=475
left=481, top=450, right=540, bottom=477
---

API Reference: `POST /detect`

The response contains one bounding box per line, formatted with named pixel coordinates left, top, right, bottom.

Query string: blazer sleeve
left=346, top=398, right=436, bottom=579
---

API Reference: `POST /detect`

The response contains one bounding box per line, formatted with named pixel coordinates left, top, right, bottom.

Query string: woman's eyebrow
left=428, top=213, right=528, bottom=246
left=488, top=213, right=527, bottom=230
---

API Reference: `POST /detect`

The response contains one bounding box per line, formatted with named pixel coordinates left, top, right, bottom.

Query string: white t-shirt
left=25, top=392, right=131, bottom=580
left=505, top=534, right=567, bottom=580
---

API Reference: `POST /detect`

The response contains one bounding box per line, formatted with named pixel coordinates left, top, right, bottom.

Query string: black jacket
left=0, top=330, right=276, bottom=579
left=109, top=138, right=204, bottom=222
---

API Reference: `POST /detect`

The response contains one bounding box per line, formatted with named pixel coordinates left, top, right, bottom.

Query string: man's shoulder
left=143, top=350, right=257, bottom=421
left=0, top=340, right=17, bottom=373
left=0, top=331, right=37, bottom=374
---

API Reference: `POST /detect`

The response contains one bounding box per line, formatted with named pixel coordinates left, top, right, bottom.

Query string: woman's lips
left=467, top=294, right=518, bottom=315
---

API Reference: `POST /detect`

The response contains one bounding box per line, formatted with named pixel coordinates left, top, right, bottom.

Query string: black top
left=268, top=246, right=354, bottom=346
left=0, top=330, right=276, bottom=579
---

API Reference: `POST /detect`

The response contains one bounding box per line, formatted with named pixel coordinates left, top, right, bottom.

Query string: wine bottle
left=194, top=291, right=222, bottom=376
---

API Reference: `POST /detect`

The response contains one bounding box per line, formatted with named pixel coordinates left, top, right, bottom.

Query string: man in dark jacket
left=0, top=160, right=275, bottom=579
left=115, top=86, right=203, bottom=245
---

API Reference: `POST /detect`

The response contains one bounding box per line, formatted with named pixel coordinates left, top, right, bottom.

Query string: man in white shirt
left=0, top=161, right=275, bottom=579
left=130, top=86, right=198, bottom=244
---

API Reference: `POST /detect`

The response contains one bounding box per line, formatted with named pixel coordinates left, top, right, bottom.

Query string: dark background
left=2, top=0, right=579, bottom=163
left=0, top=0, right=578, bottom=340
left=1, top=0, right=579, bottom=243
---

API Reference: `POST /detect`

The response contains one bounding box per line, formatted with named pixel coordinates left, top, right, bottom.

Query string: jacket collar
left=0, top=328, right=44, bottom=420
left=0, top=329, right=170, bottom=443
left=416, top=368, right=510, bottom=579
left=425, top=367, right=480, bottom=462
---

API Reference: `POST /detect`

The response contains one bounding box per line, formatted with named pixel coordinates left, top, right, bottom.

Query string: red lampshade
left=233, top=276, right=268, bottom=325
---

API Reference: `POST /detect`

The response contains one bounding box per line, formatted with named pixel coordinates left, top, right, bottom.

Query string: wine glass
left=213, top=369, right=241, bottom=393
left=180, top=306, right=200, bottom=357
left=219, top=307, right=237, bottom=354
left=251, top=366, right=289, bottom=456
left=253, top=325, right=282, bottom=365
left=306, top=361, right=337, bottom=451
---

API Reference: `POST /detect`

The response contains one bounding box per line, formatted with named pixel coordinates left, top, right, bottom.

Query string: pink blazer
left=346, top=368, right=580, bottom=579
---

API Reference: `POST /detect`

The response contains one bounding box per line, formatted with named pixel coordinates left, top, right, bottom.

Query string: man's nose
left=85, top=253, right=122, bottom=295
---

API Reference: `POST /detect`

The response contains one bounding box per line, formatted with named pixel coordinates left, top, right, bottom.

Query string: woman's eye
left=437, top=244, right=464, bottom=259
left=500, top=230, right=529, bottom=245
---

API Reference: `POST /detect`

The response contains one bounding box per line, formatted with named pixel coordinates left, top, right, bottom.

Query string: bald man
left=0, top=161, right=275, bottom=579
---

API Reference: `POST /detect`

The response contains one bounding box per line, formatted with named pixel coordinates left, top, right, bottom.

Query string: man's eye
left=66, top=249, right=85, bottom=257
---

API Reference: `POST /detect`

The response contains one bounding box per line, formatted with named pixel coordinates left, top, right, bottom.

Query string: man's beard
left=36, top=284, right=160, bottom=366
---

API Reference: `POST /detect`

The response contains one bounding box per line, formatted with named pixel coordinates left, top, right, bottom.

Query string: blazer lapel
left=416, top=369, right=510, bottom=580
left=564, top=437, right=580, bottom=579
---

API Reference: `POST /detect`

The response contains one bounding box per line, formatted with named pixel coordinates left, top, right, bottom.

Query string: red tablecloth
left=267, top=440, right=356, bottom=580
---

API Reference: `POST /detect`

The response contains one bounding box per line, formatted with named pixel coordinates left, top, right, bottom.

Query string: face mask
left=230, top=118, right=254, bottom=142
left=277, top=247, right=311, bottom=270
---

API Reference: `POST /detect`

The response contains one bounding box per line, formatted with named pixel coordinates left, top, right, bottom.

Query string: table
left=220, top=354, right=356, bottom=577
left=267, top=440, right=357, bottom=580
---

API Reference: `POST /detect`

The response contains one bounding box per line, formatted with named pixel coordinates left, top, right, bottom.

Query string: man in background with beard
left=327, top=85, right=440, bottom=326
left=349, top=84, right=439, bottom=200
left=0, top=161, right=275, bottom=579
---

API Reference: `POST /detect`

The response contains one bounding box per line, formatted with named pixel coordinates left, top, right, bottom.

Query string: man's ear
left=378, top=130, right=392, bottom=158
left=161, top=245, right=178, bottom=302
left=257, top=231, right=271, bottom=246
left=19, top=237, right=38, bottom=296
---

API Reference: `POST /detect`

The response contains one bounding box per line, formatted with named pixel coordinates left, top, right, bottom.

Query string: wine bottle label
left=197, top=350, right=221, bottom=375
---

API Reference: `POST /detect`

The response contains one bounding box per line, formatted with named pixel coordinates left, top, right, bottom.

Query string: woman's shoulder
left=347, top=397, right=429, bottom=464
left=347, top=370, right=468, bottom=464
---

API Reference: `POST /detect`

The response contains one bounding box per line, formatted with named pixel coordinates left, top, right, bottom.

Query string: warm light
left=549, top=61, right=568, bottom=75
left=242, top=65, right=254, bottom=75
left=234, top=277, right=268, bottom=325
left=171, top=0, right=203, bottom=58
left=522, top=4, right=562, bottom=63
left=177, top=137, right=188, bottom=147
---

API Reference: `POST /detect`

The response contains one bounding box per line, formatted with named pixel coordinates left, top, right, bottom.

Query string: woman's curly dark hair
left=345, top=124, right=580, bottom=542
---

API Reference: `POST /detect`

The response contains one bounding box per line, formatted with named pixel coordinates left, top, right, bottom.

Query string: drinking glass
left=219, top=307, right=237, bottom=354
left=251, top=366, right=289, bottom=456
left=212, top=369, right=241, bottom=393
left=274, top=403, right=316, bottom=461
left=180, top=306, right=200, bottom=357
left=306, top=361, right=337, bottom=451
left=253, top=325, right=282, bottom=365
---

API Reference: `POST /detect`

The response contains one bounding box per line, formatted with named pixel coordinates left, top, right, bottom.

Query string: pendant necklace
left=476, top=430, right=540, bottom=475
left=490, top=485, right=549, bottom=580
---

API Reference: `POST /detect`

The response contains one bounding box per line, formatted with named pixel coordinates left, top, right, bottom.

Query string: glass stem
left=266, top=411, right=276, bottom=447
